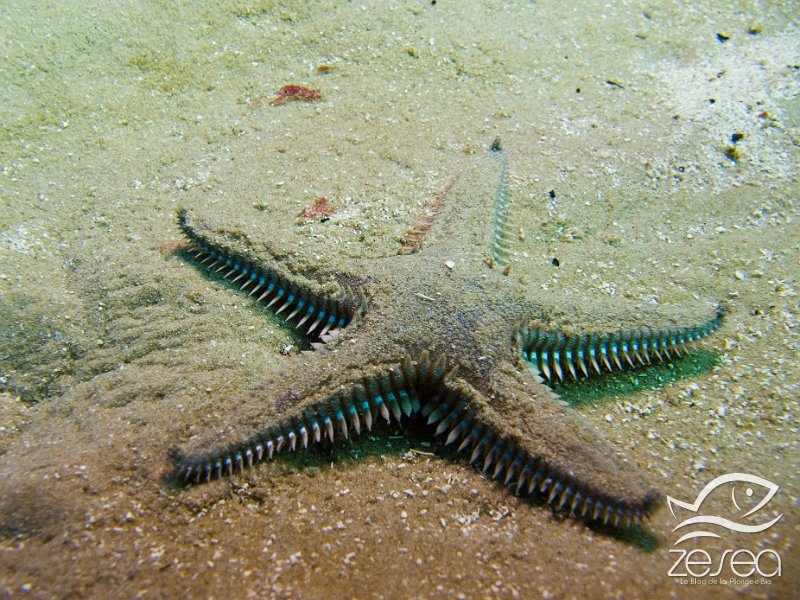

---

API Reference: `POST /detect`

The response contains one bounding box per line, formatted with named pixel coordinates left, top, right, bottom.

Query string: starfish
left=172, top=138, right=724, bottom=529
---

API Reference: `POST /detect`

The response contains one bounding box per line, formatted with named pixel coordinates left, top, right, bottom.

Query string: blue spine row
left=515, top=309, right=726, bottom=382
left=178, top=209, right=362, bottom=339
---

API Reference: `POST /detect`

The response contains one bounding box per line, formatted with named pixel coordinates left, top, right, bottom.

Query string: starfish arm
left=487, top=138, right=515, bottom=267
left=172, top=351, right=456, bottom=483
left=177, top=209, right=364, bottom=340
left=424, top=362, right=661, bottom=527
left=514, top=306, right=727, bottom=382
left=416, top=138, right=515, bottom=267
left=171, top=350, right=658, bottom=528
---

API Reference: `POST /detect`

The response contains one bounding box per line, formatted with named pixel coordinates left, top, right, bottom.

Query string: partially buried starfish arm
left=177, top=208, right=364, bottom=341
left=173, top=352, right=658, bottom=527
left=415, top=137, right=516, bottom=269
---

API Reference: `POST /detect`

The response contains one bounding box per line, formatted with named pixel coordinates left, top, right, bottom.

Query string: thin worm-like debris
left=399, top=175, right=458, bottom=255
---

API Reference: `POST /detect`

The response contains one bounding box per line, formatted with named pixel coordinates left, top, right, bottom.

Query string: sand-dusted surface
left=1, top=1, right=798, bottom=598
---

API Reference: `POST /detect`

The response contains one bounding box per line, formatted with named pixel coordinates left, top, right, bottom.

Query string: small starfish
left=172, top=139, right=724, bottom=529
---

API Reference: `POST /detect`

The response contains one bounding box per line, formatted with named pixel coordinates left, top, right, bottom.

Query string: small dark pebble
left=552, top=258, right=560, bottom=267
left=709, top=98, right=716, bottom=104
left=731, top=132, right=745, bottom=143
left=576, top=87, right=581, bottom=93
left=716, top=33, right=730, bottom=42
left=548, top=190, right=556, bottom=199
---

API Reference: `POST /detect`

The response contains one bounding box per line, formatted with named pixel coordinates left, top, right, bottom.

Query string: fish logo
left=667, top=473, right=782, bottom=545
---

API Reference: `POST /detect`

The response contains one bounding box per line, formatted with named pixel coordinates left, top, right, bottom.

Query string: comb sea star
left=172, top=139, right=724, bottom=529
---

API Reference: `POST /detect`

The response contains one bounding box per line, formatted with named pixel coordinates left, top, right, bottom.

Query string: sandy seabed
left=1, top=1, right=798, bottom=598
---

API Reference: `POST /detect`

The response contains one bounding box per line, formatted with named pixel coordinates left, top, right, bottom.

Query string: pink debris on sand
left=269, top=85, right=322, bottom=106
left=298, top=197, right=336, bottom=219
